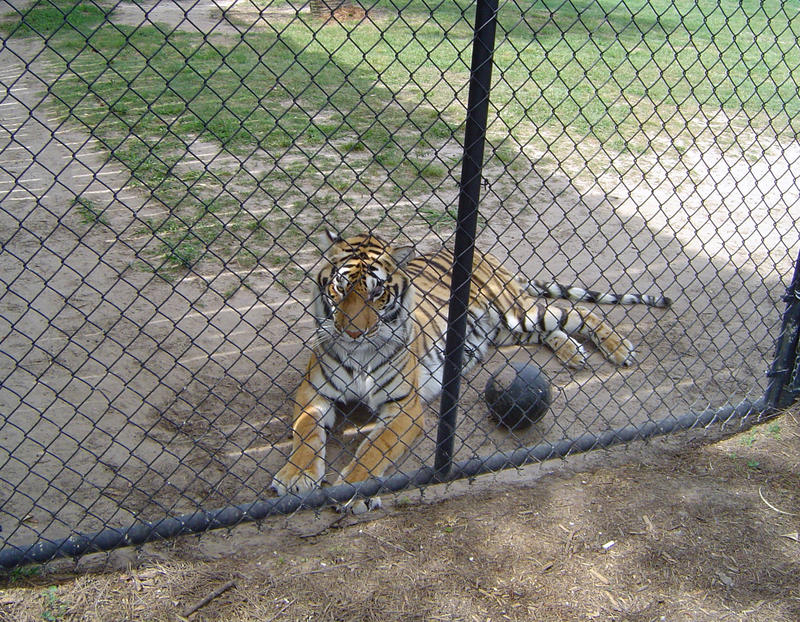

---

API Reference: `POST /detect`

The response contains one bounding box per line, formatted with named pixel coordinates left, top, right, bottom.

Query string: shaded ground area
left=1, top=407, right=798, bottom=621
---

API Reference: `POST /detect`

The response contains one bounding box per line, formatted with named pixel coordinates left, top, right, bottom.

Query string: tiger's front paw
left=270, top=460, right=324, bottom=496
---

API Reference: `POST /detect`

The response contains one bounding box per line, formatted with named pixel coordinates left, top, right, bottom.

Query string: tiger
left=270, top=230, right=671, bottom=512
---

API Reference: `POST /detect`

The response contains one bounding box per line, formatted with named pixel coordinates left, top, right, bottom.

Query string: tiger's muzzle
left=334, top=289, right=379, bottom=339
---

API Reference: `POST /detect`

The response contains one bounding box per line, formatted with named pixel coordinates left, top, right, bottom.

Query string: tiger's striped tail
left=527, top=280, right=672, bottom=308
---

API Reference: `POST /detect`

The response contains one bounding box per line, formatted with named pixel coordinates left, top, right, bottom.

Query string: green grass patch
left=419, top=206, right=457, bottom=229
left=3, top=0, right=798, bottom=272
left=41, top=585, right=68, bottom=622
left=492, top=0, right=800, bottom=153
left=72, top=196, right=109, bottom=227
left=1, top=0, right=107, bottom=39
left=5, top=564, right=42, bottom=583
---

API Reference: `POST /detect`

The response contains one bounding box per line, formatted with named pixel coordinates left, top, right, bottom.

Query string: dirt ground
left=1, top=406, right=798, bottom=622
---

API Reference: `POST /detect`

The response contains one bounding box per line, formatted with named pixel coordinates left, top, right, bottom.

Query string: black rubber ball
left=485, top=362, right=551, bottom=430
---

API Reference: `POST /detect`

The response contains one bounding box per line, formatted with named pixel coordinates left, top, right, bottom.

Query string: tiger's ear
left=391, top=244, right=415, bottom=268
left=321, top=228, right=342, bottom=252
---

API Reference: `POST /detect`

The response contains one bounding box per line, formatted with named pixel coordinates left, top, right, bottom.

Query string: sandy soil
left=0, top=0, right=798, bottom=601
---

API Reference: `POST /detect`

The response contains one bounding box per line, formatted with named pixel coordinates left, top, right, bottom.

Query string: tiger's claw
left=270, top=462, right=324, bottom=496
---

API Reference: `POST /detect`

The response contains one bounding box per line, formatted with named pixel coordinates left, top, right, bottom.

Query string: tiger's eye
left=370, top=282, right=385, bottom=300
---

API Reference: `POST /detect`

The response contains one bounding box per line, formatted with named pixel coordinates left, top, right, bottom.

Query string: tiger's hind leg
left=499, top=302, right=635, bottom=368
left=574, top=304, right=636, bottom=366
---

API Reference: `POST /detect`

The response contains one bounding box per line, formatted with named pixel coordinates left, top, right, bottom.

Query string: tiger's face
left=313, top=231, right=415, bottom=351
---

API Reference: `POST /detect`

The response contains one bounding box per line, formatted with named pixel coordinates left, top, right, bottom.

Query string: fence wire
left=0, top=0, right=799, bottom=568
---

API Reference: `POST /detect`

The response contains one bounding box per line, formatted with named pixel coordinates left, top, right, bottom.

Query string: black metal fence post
left=764, top=246, right=800, bottom=410
left=433, top=0, right=499, bottom=478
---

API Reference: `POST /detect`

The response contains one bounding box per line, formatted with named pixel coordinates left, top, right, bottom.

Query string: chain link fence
left=1, top=0, right=798, bottom=568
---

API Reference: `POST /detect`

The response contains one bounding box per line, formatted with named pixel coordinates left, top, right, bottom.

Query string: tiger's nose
left=345, top=328, right=363, bottom=339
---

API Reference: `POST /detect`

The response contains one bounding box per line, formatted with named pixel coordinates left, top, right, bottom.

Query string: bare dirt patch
left=1, top=408, right=799, bottom=621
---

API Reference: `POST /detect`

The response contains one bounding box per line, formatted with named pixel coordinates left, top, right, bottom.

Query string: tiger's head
left=313, top=230, right=416, bottom=352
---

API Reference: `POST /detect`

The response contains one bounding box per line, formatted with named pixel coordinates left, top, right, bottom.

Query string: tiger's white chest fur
left=318, top=316, right=498, bottom=410
left=320, top=343, right=443, bottom=409
left=320, top=348, right=383, bottom=406
left=314, top=328, right=413, bottom=411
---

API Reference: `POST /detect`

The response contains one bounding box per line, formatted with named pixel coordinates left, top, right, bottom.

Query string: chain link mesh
left=0, top=0, right=798, bottom=565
